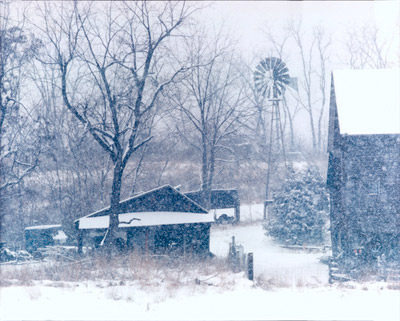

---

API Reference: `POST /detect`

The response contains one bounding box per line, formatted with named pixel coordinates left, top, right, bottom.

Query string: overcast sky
left=200, top=1, right=399, bottom=65
left=195, top=1, right=399, bottom=144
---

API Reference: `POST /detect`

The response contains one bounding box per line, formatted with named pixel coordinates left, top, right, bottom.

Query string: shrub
left=264, top=164, right=329, bottom=246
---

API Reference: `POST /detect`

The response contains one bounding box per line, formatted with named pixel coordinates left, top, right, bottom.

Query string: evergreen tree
left=264, top=165, right=329, bottom=246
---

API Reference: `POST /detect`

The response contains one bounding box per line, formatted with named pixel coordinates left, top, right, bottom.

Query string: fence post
left=228, top=236, right=237, bottom=271
left=247, top=252, right=254, bottom=281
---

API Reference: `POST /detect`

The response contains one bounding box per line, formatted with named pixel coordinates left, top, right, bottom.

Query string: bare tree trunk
left=289, top=20, right=326, bottom=151
left=157, top=159, right=169, bottom=187
left=106, top=160, right=124, bottom=255
left=170, top=30, right=246, bottom=211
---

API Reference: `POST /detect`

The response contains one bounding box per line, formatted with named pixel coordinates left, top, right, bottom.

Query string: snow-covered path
left=210, top=222, right=329, bottom=286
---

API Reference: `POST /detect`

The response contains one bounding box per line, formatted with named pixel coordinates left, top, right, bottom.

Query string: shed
left=184, top=189, right=240, bottom=223
left=75, top=185, right=214, bottom=257
left=24, top=225, right=68, bottom=253
left=327, top=69, right=400, bottom=262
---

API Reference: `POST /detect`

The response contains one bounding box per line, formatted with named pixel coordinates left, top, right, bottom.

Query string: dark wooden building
left=184, top=189, right=240, bottom=223
left=327, top=69, right=400, bottom=263
left=75, top=185, right=214, bottom=257
left=25, top=224, right=68, bottom=253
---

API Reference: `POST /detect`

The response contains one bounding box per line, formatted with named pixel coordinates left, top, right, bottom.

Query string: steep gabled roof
left=331, top=69, right=400, bottom=136
left=77, top=185, right=208, bottom=221
left=75, top=185, right=212, bottom=230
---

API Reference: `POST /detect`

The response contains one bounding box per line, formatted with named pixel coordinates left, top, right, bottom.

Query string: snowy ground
left=1, top=209, right=399, bottom=321
left=210, top=221, right=329, bottom=286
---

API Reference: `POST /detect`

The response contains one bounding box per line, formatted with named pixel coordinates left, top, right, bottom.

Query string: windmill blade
left=254, top=72, right=265, bottom=87
left=260, top=59, right=269, bottom=72
left=254, top=71, right=262, bottom=80
left=274, top=59, right=286, bottom=73
left=254, top=79, right=267, bottom=93
left=254, top=69, right=265, bottom=79
left=275, top=86, right=282, bottom=97
left=264, top=58, right=272, bottom=70
left=279, top=74, right=291, bottom=85
left=256, top=62, right=266, bottom=74
left=270, top=57, right=278, bottom=70
left=276, top=66, right=289, bottom=77
left=258, top=82, right=268, bottom=97
left=262, top=86, right=268, bottom=97
left=254, top=74, right=264, bottom=85
left=276, top=81, right=286, bottom=94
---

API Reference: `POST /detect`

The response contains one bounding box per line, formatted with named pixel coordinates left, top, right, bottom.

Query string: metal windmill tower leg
left=263, top=98, right=288, bottom=221
left=263, top=101, right=275, bottom=220
left=276, top=100, right=288, bottom=171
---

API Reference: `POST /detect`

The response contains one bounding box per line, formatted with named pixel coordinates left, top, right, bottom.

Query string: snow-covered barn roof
left=79, top=211, right=214, bottom=229
left=77, top=185, right=208, bottom=221
left=75, top=185, right=212, bottom=230
left=25, top=224, right=62, bottom=231
left=332, top=69, right=400, bottom=135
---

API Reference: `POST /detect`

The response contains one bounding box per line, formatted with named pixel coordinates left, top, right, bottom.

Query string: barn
left=327, top=69, right=400, bottom=264
left=75, top=185, right=214, bottom=257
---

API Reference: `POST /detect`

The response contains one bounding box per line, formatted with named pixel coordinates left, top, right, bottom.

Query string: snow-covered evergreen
left=264, top=165, right=329, bottom=246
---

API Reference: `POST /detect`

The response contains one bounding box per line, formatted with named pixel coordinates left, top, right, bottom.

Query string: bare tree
left=34, top=63, right=114, bottom=222
left=0, top=2, right=41, bottom=212
left=288, top=20, right=331, bottom=152
left=36, top=1, right=199, bottom=251
left=169, top=29, right=248, bottom=207
left=314, top=26, right=331, bottom=152
left=342, top=23, right=399, bottom=69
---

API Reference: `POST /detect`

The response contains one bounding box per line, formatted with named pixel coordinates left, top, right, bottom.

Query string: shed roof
left=78, top=185, right=208, bottom=221
left=25, top=224, right=62, bottom=231
left=79, top=211, right=214, bottom=230
left=332, top=69, right=400, bottom=135
left=75, top=185, right=211, bottom=229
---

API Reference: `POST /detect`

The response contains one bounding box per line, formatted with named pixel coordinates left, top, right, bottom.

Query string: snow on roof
left=25, top=224, right=62, bottom=231
left=332, top=69, right=400, bottom=135
left=75, top=184, right=208, bottom=222
left=53, top=230, right=67, bottom=240
left=78, top=211, right=214, bottom=230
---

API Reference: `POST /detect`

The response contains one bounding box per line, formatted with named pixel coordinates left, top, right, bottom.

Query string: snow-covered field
left=1, top=214, right=399, bottom=321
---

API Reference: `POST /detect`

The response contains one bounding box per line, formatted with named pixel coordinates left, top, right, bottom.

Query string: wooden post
left=263, top=204, right=267, bottom=221
left=77, top=230, right=83, bottom=255
left=183, top=228, right=187, bottom=257
left=263, top=200, right=273, bottom=221
left=247, top=252, right=254, bottom=281
left=234, top=204, right=241, bottom=224
left=145, top=229, right=148, bottom=254
left=228, top=236, right=237, bottom=272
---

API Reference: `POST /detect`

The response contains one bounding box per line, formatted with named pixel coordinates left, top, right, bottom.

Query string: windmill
left=254, top=57, right=297, bottom=220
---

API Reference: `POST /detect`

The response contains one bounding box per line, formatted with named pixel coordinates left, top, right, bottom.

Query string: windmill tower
left=254, top=57, right=297, bottom=220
